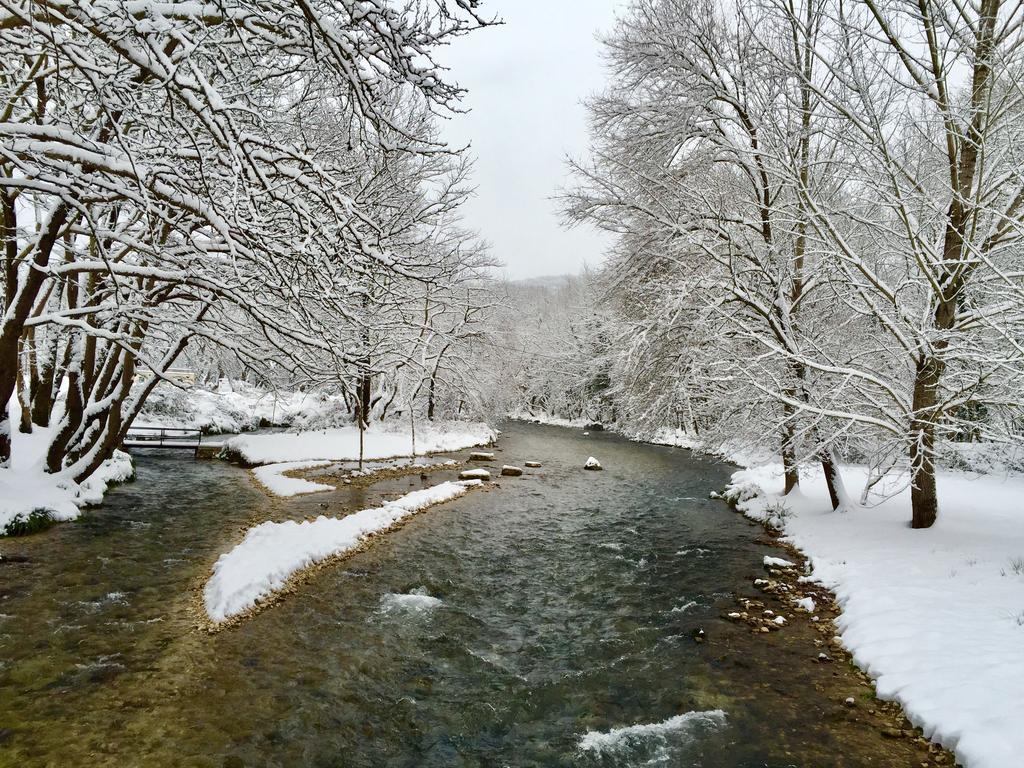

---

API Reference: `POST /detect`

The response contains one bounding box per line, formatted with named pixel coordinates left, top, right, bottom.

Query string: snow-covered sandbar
left=727, top=465, right=1024, bottom=768
left=203, top=480, right=479, bottom=624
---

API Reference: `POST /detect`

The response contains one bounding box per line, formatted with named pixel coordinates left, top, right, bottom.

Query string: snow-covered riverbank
left=0, top=411, right=134, bottom=535
left=726, top=464, right=1024, bottom=768
left=135, top=380, right=347, bottom=433
left=223, top=421, right=495, bottom=465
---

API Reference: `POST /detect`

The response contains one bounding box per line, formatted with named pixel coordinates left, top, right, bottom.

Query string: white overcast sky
left=438, top=0, right=626, bottom=280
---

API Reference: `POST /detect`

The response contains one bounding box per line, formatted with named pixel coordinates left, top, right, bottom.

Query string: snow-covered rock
left=458, top=468, right=491, bottom=481
left=584, top=456, right=603, bottom=471
left=795, top=596, right=817, bottom=613
left=525, top=461, right=542, bottom=468
left=500, top=465, right=523, bottom=476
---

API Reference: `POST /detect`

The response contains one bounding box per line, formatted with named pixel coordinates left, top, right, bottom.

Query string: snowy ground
left=135, top=379, right=347, bottom=433
left=726, top=463, right=1024, bottom=768
left=509, top=412, right=590, bottom=429
left=0, top=404, right=135, bottom=535
left=203, top=480, right=479, bottom=623
left=223, top=421, right=495, bottom=465
left=251, top=461, right=335, bottom=497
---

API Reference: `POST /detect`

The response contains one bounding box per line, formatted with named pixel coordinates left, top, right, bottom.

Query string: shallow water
left=0, top=423, right=917, bottom=767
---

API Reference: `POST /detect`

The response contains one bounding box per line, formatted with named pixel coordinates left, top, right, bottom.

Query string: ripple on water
left=577, top=709, right=728, bottom=766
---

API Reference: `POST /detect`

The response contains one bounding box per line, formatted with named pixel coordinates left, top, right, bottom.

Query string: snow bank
left=223, top=420, right=495, bottom=465
left=251, top=461, right=334, bottom=497
left=579, top=710, right=727, bottom=761
left=509, top=412, right=588, bottom=429
left=203, top=481, right=476, bottom=623
left=726, top=464, right=1024, bottom=768
left=135, top=379, right=348, bottom=434
left=0, top=416, right=134, bottom=534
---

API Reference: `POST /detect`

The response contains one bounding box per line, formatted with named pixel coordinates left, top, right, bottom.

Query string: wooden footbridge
left=122, top=426, right=216, bottom=457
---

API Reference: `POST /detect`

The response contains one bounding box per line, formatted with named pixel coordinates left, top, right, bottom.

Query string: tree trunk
left=909, top=356, right=941, bottom=528
left=781, top=402, right=800, bottom=495
left=357, top=373, right=371, bottom=427
left=819, top=447, right=848, bottom=511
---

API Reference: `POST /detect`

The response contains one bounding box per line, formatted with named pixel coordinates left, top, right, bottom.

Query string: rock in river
left=584, top=456, right=603, bottom=471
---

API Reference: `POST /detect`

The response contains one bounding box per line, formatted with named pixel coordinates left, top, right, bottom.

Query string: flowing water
left=0, top=423, right=924, bottom=767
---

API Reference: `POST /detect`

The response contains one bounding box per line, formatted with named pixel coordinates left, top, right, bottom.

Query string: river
left=0, top=422, right=933, bottom=767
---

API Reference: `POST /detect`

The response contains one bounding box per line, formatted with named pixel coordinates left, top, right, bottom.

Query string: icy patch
left=204, top=481, right=475, bottom=623
left=578, top=710, right=727, bottom=764
left=252, top=461, right=334, bottom=497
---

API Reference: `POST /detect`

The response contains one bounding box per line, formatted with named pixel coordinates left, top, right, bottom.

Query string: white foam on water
left=378, top=587, right=442, bottom=614
left=670, top=600, right=699, bottom=614
left=578, top=709, right=727, bottom=764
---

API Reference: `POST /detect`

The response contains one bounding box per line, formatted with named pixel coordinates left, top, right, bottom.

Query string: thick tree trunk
left=781, top=402, right=800, bottom=494
left=0, top=204, right=70, bottom=464
left=819, top=447, right=848, bottom=511
left=30, top=350, right=56, bottom=428
left=357, top=373, right=371, bottom=427
left=909, top=356, right=941, bottom=528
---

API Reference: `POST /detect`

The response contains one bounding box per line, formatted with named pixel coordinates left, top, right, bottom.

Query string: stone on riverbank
left=468, top=451, right=495, bottom=462
left=525, top=461, right=542, bottom=468
left=459, top=468, right=491, bottom=481
left=500, top=466, right=523, bottom=477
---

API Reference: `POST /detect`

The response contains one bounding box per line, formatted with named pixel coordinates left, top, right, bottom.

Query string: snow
left=223, top=420, right=495, bottom=465
left=510, top=412, right=588, bottom=429
left=584, top=456, right=602, bottom=470
left=795, top=596, right=817, bottom=613
left=458, top=468, right=490, bottom=481
left=0, top=410, right=134, bottom=534
left=135, top=379, right=348, bottom=434
left=578, top=710, right=727, bottom=760
left=203, top=480, right=476, bottom=623
left=251, top=461, right=334, bottom=497
left=726, top=463, right=1024, bottom=768
left=763, top=556, right=796, bottom=568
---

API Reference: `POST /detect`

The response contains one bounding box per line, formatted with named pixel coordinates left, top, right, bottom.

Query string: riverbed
left=0, top=422, right=940, bottom=766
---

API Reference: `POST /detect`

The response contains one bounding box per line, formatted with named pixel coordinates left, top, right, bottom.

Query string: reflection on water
left=0, top=423, right=909, bottom=767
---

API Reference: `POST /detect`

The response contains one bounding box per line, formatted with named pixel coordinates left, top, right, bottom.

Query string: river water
left=0, top=423, right=922, bottom=767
